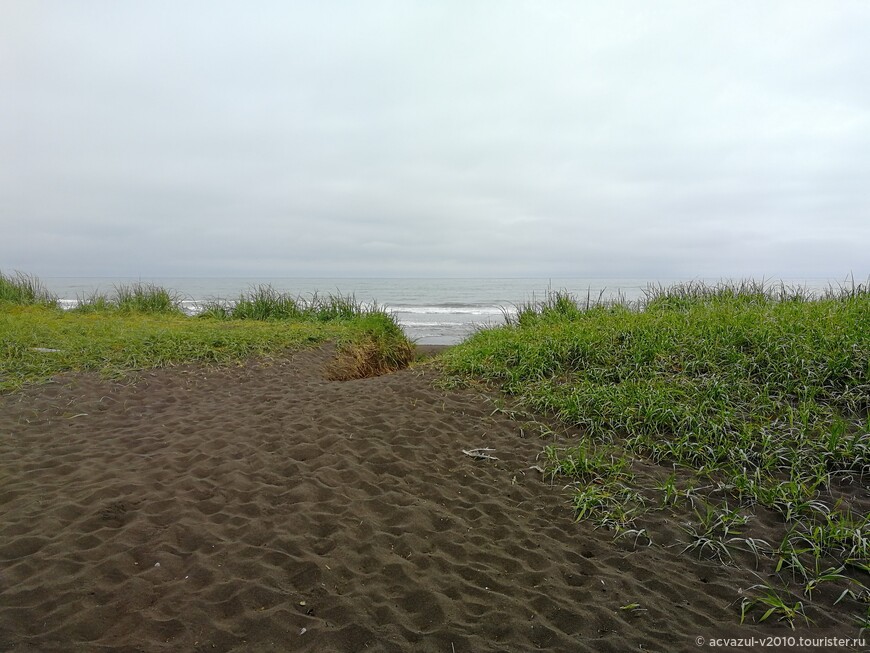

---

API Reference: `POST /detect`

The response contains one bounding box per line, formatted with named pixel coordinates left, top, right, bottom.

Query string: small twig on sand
left=462, top=448, right=498, bottom=461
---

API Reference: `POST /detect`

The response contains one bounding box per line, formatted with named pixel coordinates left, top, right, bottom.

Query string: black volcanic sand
left=0, top=345, right=860, bottom=652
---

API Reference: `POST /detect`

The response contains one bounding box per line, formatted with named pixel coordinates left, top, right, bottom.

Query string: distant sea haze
left=43, top=277, right=843, bottom=345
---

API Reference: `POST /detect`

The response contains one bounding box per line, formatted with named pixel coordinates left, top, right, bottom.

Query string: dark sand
left=0, top=345, right=861, bottom=652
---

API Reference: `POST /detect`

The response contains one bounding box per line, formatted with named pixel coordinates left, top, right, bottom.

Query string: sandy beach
left=0, top=345, right=860, bottom=652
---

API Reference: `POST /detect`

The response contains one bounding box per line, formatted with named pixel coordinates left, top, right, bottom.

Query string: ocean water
left=41, top=277, right=840, bottom=345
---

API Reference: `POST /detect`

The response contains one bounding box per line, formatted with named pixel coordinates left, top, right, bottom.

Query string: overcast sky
left=2, top=1, right=868, bottom=279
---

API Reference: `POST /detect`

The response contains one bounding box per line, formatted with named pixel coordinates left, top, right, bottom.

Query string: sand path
left=0, top=346, right=854, bottom=651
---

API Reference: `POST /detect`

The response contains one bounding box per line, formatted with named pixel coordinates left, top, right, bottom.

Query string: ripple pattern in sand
left=1, top=347, right=847, bottom=652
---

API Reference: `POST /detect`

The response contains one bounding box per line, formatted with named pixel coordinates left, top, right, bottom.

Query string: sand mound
left=0, top=346, right=857, bottom=651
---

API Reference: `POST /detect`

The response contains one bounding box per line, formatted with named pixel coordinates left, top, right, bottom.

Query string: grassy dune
left=0, top=273, right=412, bottom=390
left=443, top=280, right=870, bottom=628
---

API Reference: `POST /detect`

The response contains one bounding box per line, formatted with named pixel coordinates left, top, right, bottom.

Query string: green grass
left=0, top=271, right=58, bottom=307
left=62, top=280, right=187, bottom=315
left=113, top=282, right=185, bottom=314
left=73, top=283, right=185, bottom=315
left=443, top=279, right=870, bottom=626
left=444, top=282, right=869, bottom=499
left=200, top=285, right=375, bottom=323
left=740, top=584, right=812, bottom=629
left=0, top=278, right=413, bottom=391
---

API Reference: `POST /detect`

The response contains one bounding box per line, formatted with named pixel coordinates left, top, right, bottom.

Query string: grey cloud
left=2, top=1, right=868, bottom=278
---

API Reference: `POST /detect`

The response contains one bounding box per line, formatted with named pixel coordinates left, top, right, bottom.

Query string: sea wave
left=387, top=305, right=513, bottom=316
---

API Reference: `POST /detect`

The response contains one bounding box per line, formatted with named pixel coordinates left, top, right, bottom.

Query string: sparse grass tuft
left=740, top=584, right=812, bottom=629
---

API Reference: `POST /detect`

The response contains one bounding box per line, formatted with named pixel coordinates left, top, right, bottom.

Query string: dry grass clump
left=327, top=314, right=415, bottom=380
left=327, top=338, right=414, bottom=380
